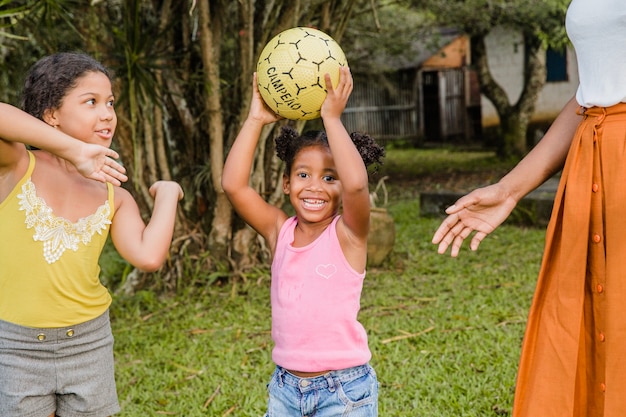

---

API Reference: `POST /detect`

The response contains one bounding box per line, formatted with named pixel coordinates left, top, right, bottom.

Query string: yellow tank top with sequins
left=0, top=151, right=114, bottom=327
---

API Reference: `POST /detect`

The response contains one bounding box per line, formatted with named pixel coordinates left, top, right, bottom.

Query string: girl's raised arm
left=222, top=74, right=286, bottom=246
left=110, top=181, right=183, bottom=271
left=321, top=67, right=370, bottom=241
left=0, top=102, right=127, bottom=185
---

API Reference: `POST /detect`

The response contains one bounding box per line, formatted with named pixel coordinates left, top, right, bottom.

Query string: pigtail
left=275, top=125, right=299, bottom=162
left=350, top=132, right=385, bottom=169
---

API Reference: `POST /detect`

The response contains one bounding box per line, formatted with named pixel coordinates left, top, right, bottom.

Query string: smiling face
left=43, top=71, right=116, bottom=147
left=283, top=144, right=342, bottom=224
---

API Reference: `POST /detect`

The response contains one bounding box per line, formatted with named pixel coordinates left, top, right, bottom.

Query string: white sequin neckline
left=17, top=179, right=112, bottom=264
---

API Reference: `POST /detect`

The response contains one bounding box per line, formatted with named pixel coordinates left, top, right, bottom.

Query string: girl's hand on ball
left=321, top=66, right=353, bottom=120
left=249, top=72, right=282, bottom=124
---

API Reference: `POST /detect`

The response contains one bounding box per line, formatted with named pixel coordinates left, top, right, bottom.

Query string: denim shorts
left=0, top=310, right=120, bottom=417
left=266, top=363, right=378, bottom=416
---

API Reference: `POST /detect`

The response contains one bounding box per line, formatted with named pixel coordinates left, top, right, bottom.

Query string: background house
left=481, top=26, right=579, bottom=144
left=342, top=27, right=578, bottom=146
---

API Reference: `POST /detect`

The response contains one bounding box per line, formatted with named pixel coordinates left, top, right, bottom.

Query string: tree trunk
left=198, top=0, right=231, bottom=259
left=499, top=112, right=528, bottom=158
left=471, top=31, right=547, bottom=158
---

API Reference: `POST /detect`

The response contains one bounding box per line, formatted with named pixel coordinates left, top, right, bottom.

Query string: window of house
left=546, top=47, right=568, bottom=82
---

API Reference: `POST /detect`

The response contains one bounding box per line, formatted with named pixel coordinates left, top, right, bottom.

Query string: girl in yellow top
left=0, top=52, right=183, bottom=417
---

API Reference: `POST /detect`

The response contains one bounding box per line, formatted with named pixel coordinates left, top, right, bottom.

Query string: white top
left=566, top=0, right=626, bottom=107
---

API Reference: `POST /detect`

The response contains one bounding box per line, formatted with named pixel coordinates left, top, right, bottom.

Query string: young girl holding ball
left=223, top=66, right=384, bottom=416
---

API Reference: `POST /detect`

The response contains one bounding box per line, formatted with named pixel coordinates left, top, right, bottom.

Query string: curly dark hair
left=20, top=52, right=111, bottom=121
left=275, top=125, right=385, bottom=174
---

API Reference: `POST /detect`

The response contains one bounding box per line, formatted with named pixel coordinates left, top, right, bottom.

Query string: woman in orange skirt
left=431, top=1, right=626, bottom=415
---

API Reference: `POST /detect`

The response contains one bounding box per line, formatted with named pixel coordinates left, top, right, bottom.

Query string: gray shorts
left=0, top=310, right=120, bottom=417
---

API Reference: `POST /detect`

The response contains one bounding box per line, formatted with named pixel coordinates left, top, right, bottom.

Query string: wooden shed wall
left=341, top=70, right=420, bottom=144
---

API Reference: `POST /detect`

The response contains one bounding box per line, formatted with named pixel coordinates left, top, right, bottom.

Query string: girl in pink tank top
left=223, top=66, right=384, bottom=416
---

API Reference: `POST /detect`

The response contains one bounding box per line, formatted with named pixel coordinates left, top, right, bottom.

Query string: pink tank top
left=270, top=216, right=371, bottom=372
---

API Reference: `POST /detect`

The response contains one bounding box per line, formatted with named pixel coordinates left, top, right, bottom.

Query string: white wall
left=481, top=26, right=579, bottom=127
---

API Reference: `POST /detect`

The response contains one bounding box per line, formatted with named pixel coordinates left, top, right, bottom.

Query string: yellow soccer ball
left=256, top=27, right=348, bottom=121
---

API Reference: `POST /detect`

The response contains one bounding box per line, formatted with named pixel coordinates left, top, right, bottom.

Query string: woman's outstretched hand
left=431, top=183, right=517, bottom=257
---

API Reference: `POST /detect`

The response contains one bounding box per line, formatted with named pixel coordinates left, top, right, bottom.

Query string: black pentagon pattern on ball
left=256, top=27, right=347, bottom=120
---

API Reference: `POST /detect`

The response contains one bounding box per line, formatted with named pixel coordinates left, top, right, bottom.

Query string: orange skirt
left=513, top=103, right=626, bottom=417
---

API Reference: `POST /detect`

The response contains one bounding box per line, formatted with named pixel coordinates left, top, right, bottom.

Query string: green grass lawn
left=109, top=148, right=546, bottom=416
